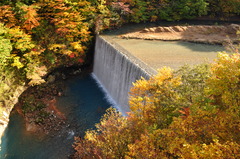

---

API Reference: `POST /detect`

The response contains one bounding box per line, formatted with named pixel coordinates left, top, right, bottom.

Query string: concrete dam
left=93, top=35, right=156, bottom=113
left=93, top=35, right=224, bottom=114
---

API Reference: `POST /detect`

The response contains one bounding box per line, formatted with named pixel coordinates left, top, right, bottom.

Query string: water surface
left=108, top=37, right=225, bottom=70
left=0, top=74, right=112, bottom=159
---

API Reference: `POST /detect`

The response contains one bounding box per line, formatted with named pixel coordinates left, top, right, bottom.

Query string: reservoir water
left=0, top=74, right=112, bottom=159
left=106, top=36, right=225, bottom=70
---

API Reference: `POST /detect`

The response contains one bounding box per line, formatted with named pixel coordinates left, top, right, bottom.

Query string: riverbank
left=15, top=80, right=66, bottom=135
left=1, top=72, right=113, bottom=158
left=0, top=65, right=90, bottom=142
left=14, top=66, right=90, bottom=136
left=0, top=85, right=27, bottom=147
left=120, top=24, right=240, bottom=45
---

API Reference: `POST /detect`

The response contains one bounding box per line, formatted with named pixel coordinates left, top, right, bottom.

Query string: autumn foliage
left=74, top=52, right=240, bottom=158
left=0, top=0, right=240, bottom=157
left=0, top=0, right=132, bottom=89
left=0, top=0, right=239, bottom=88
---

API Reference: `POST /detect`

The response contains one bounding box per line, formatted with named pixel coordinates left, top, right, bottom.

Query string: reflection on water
left=0, top=74, right=112, bottom=159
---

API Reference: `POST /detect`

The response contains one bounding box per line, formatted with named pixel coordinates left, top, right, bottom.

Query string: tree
left=74, top=108, right=132, bottom=158
left=206, top=0, right=240, bottom=17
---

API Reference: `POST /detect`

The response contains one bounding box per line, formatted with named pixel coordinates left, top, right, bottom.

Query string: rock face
left=121, top=24, right=240, bottom=45
left=14, top=78, right=67, bottom=136
left=0, top=85, right=27, bottom=147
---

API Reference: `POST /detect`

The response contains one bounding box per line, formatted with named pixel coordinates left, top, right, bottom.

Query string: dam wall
left=93, top=35, right=156, bottom=113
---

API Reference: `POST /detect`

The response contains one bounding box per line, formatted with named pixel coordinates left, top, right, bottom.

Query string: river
left=0, top=74, right=113, bottom=159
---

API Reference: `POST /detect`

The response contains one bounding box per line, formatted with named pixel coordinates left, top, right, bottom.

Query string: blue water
left=0, top=74, right=112, bottom=159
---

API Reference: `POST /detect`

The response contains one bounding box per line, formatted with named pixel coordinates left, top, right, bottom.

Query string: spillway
left=93, top=35, right=156, bottom=113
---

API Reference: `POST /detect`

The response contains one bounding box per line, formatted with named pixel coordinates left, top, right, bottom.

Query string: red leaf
left=78, top=58, right=84, bottom=63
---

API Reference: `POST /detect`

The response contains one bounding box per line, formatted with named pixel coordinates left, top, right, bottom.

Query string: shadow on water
left=105, top=23, right=157, bottom=35
left=110, top=37, right=225, bottom=54
left=0, top=74, right=112, bottom=159
left=175, top=41, right=225, bottom=53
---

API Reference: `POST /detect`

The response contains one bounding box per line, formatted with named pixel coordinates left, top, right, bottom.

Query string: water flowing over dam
left=93, top=36, right=156, bottom=113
